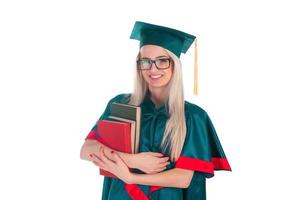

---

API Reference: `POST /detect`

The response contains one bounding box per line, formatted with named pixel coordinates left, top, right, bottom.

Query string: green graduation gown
left=85, top=93, right=231, bottom=200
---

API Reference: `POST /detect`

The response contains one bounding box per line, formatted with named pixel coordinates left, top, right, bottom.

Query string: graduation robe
left=85, top=93, right=231, bottom=200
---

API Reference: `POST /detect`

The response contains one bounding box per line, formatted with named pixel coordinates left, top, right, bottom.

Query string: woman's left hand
left=90, top=147, right=134, bottom=184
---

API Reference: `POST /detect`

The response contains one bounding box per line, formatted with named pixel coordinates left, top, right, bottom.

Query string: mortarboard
left=130, top=21, right=199, bottom=95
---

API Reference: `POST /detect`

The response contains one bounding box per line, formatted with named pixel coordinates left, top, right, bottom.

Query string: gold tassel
left=194, top=37, right=199, bottom=95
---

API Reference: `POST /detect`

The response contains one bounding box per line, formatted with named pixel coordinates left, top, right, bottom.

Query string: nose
left=149, top=61, right=159, bottom=72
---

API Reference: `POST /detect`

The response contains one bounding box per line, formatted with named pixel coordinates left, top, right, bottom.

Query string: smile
left=149, top=74, right=163, bottom=79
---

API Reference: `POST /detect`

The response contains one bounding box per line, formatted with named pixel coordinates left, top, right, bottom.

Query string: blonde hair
left=128, top=49, right=186, bottom=162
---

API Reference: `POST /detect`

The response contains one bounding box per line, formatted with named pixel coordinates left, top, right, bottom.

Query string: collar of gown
left=142, top=92, right=169, bottom=115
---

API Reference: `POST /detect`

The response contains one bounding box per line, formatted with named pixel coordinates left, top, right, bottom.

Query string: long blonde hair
left=128, top=49, right=186, bottom=162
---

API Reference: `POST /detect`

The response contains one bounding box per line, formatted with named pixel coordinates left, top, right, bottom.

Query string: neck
left=148, top=86, right=167, bottom=108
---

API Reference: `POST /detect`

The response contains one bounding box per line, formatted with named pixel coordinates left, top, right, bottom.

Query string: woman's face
left=139, top=45, right=173, bottom=90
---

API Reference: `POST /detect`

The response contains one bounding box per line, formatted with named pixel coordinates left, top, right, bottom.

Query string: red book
left=97, top=120, right=132, bottom=178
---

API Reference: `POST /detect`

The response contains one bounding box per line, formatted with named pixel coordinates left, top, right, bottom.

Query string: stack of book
left=97, top=102, right=141, bottom=178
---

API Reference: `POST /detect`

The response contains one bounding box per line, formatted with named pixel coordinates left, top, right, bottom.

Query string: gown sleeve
left=84, top=93, right=129, bottom=140
left=175, top=103, right=232, bottom=178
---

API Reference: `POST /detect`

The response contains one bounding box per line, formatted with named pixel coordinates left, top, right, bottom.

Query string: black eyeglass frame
left=136, top=58, right=173, bottom=70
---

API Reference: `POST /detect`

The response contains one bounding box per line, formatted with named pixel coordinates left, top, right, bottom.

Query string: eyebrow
left=156, top=56, right=169, bottom=59
left=140, top=55, right=169, bottom=59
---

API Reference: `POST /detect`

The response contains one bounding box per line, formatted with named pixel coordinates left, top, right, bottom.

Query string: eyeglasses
left=137, top=57, right=172, bottom=70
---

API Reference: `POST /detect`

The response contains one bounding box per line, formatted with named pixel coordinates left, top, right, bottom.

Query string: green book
left=109, top=102, right=141, bottom=153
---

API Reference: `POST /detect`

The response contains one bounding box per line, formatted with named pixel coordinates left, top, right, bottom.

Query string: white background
left=1, top=0, right=299, bottom=199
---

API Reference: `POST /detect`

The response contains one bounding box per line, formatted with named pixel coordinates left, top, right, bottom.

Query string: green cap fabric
left=130, top=21, right=196, bottom=58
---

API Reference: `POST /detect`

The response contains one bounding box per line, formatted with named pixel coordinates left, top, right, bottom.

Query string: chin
left=148, top=82, right=169, bottom=88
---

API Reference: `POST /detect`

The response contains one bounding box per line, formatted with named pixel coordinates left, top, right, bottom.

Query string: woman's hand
left=90, top=147, right=134, bottom=184
left=131, top=152, right=170, bottom=174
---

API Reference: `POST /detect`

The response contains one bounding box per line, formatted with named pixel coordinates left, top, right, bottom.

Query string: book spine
left=100, top=169, right=117, bottom=178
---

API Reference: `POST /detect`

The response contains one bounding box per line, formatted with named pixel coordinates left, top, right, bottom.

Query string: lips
left=149, top=74, right=163, bottom=79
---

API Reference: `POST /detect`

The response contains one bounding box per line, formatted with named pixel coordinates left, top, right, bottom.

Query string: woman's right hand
left=130, top=152, right=170, bottom=174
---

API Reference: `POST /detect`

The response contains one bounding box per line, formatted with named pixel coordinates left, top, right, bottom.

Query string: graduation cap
left=130, top=21, right=199, bottom=95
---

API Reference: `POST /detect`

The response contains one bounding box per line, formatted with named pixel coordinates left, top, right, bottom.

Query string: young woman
left=80, top=21, right=231, bottom=200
